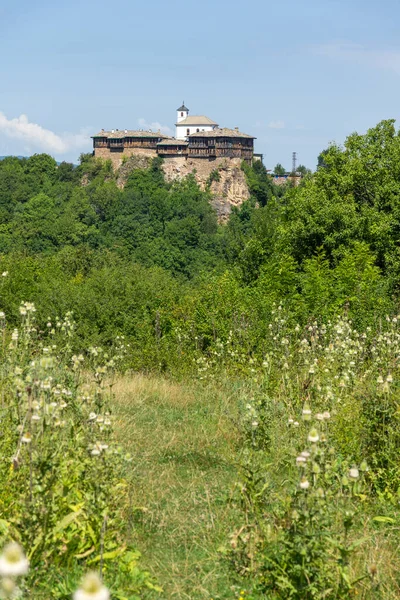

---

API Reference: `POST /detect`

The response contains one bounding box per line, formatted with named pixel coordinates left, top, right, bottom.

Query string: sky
left=1, top=0, right=400, bottom=169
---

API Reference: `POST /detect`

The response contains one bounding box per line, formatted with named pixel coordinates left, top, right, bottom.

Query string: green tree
left=273, top=163, right=286, bottom=176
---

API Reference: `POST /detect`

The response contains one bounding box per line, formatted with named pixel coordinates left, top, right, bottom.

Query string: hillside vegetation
left=1, top=120, right=400, bottom=598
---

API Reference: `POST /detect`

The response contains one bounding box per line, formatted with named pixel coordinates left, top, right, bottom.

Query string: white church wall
left=176, top=123, right=216, bottom=139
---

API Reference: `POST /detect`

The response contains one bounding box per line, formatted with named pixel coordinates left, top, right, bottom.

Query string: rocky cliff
left=111, top=154, right=250, bottom=221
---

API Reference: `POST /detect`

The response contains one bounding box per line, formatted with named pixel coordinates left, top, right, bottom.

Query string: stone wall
left=94, top=147, right=157, bottom=170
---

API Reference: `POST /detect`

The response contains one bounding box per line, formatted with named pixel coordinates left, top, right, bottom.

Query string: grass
left=112, top=374, right=242, bottom=599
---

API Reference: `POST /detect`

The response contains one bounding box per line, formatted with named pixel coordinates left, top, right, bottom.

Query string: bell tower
left=177, top=102, right=189, bottom=124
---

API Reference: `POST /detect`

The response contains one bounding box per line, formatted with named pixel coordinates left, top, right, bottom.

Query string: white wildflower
left=73, top=572, right=109, bottom=600
left=0, top=576, right=17, bottom=596
left=322, top=411, right=331, bottom=420
left=315, top=413, right=324, bottom=421
left=88, top=412, right=97, bottom=421
left=21, top=433, right=32, bottom=444
left=308, top=428, right=319, bottom=443
left=349, top=467, right=359, bottom=479
left=299, top=478, right=310, bottom=490
left=0, top=542, right=29, bottom=577
left=296, top=456, right=306, bottom=466
left=1, top=272, right=8, bottom=277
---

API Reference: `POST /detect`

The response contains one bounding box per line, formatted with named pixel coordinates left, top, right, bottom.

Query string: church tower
left=177, top=102, right=189, bottom=124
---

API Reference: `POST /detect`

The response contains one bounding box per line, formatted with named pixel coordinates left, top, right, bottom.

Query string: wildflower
left=73, top=572, right=109, bottom=600
left=293, top=421, right=300, bottom=427
left=21, top=433, right=32, bottom=444
left=1, top=272, right=8, bottom=277
left=300, top=451, right=310, bottom=458
left=299, top=478, right=310, bottom=490
left=296, top=456, right=306, bottom=466
left=349, top=467, right=359, bottom=479
left=0, top=312, right=5, bottom=319
left=88, top=412, right=97, bottom=421
left=11, top=330, right=18, bottom=342
left=302, top=404, right=312, bottom=421
left=0, top=576, right=17, bottom=597
left=377, top=375, right=384, bottom=384
left=315, top=413, right=324, bottom=421
left=387, top=373, right=393, bottom=383
left=31, top=414, right=40, bottom=422
left=288, top=418, right=294, bottom=425
left=308, top=428, right=319, bottom=443
left=0, top=542, right=29, bottom=577
left=322, top=411, right=331, bottom=420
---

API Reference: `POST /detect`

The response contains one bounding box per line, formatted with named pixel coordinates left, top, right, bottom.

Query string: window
left=186, top=129, right=190, bottom=136
left=196, top=128, right=199, bottom=132
left=181, top=112, right=184, bottom=117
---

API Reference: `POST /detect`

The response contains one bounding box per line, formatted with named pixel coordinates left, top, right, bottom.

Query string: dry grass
left=111, top=373, right=240, bottom=599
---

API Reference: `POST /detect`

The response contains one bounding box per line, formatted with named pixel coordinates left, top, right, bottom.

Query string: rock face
left=107, top=153, right=251, bottom=220
left=116, top=154, right=153, bottom=188
left=162, top=156, right=250, bottom=221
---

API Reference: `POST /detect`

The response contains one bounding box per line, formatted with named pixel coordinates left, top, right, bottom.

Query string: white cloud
left=268, top=120, right=285, bottom=129
left=138, top=118, right=172, bottom=135
left=315, top=42, right=400, bottom=75
left=0, top=111, right=91, bottom=155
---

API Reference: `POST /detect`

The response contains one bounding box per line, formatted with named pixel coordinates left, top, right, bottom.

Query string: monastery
left=91, top=103, right=259, bottom=166
left=91, top=104, right=261, bottom=220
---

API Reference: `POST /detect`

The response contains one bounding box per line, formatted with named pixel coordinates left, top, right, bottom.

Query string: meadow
left=1, top=120, right=400, bottom=597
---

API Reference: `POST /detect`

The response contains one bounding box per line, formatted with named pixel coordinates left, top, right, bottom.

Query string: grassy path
left=112, top=375, right=240, bottom=599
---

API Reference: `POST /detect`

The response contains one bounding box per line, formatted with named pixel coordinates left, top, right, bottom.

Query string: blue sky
left=1, top=0, right=400, bottom=169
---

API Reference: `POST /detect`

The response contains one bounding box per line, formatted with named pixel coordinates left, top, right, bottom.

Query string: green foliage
left=0, top=306, right=157, bottom=598
left=242, top=160, right=276, bottom=206
left=274, top=163, right=286, bottom=176
left=296, top=164, right=311, bottom=176
left=206, top=168, right=221, bottom=188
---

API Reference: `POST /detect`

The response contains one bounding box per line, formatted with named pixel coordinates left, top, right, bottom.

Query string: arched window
left=186, top=129, right=190, bottom=136
left=181, top=112, right=184, bottom=117
left=196, top=128, right=199, bottom=132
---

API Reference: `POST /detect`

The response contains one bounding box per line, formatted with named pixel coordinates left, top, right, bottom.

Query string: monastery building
left=92, top=103, right=259, bottom=167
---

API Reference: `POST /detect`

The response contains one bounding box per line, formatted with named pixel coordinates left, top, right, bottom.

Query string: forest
left=1, top=119, right=400, bottom=599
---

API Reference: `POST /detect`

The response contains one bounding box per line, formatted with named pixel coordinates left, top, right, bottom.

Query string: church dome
left=177, top=102, right=189, bottom=112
